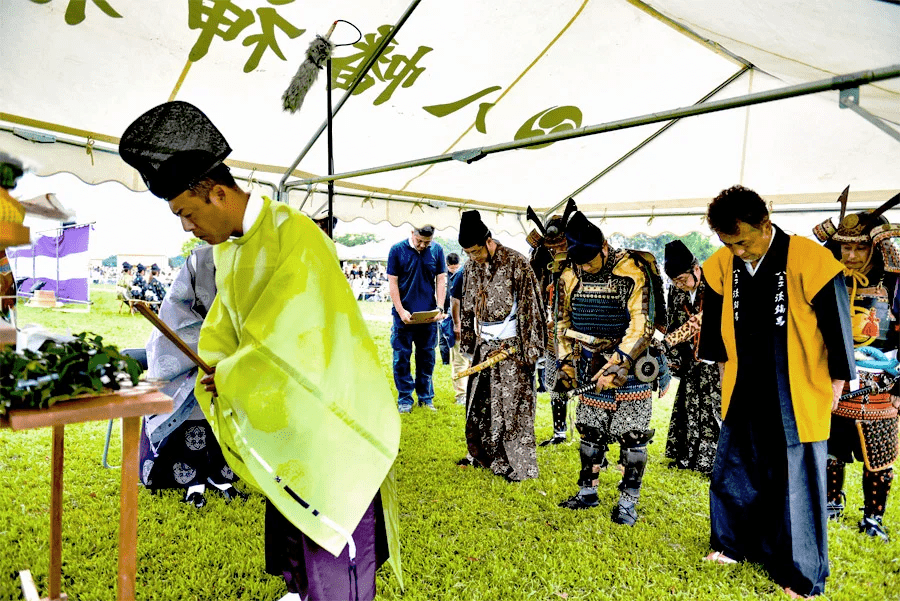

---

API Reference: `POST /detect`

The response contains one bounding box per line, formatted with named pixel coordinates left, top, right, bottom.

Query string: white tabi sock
left=186, top=484, right=205, bottom=497
left=206, top=477, right=232, bottom=491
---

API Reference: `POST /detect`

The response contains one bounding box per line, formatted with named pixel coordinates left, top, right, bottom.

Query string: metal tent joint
left=839, top=87, right=900, bottom=144
left=452, top=148, right=486, bottom=164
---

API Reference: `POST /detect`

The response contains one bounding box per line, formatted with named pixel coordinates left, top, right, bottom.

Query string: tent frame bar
left=839, top=88, right=900, bottom=144
left=583, top=202, right=900, bottom=221
left=283, top=64, right=900, bottom=192
left=276, top=0, right=423, bottom=200
left=544, top=65, right=751, bottom=219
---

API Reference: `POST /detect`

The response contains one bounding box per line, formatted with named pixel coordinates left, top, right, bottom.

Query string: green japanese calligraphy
left=331, top=25, right=432, bottom=105
left=423, top=86, right=502, bottom=134
left=514, top=106, right=583, bottom=150
left=30, top=0, right=122, bottom=25
left=187, top=0, right=255, bottom=62
left=241, top=7, right=305, bottom=72
left=187, top=0, right=304, bottom=72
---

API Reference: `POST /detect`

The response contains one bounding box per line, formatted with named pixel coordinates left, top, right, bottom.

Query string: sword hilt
left=566, top=382, right=597, bottom=398
left=839, top=374, right=898, bottom=402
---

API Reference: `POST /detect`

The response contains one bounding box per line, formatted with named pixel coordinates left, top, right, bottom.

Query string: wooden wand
left=133, top=301, right=214, bottom=375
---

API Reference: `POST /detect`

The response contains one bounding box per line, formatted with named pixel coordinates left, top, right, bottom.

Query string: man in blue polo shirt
left=387, top=225, right=447, bottom=413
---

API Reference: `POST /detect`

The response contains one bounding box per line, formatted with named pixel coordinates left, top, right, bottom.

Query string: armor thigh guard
left=858, top=417, right=899, bottom=472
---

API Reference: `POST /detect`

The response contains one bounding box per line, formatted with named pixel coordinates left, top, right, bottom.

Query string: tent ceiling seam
left=396, top=0, right=591, bottom=193
left=168, top=61, right=194, bottom=102
left=626, top=0, right=751, bottom=68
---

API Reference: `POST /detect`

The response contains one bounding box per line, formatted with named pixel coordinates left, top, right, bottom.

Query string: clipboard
left=408, top=309, right=440, bottom=324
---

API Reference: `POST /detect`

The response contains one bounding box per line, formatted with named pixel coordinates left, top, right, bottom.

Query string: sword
left=838, top=374, right=898, bottom=403
left=453, top=346, right=518, bottom=379
left=566, top=381, right=599, bottom=399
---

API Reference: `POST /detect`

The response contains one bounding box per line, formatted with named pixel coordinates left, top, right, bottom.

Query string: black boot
left=860, top=467, right=893, bottom=541
left=611, top=429, right=654, bottom=526
left=826, top=458, right=846, bottom=520
left=540, top=394, right=569, bottom=446
left=559, top=437, right=607, bottom=510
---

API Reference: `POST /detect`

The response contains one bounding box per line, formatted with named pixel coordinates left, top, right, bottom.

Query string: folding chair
left=102, top=348, right=148, bottom=469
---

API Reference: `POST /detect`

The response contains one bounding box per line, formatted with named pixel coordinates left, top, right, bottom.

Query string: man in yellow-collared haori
left=119, top=101, right=401, bottom=601
left=698, top=185, right=855, bottom=599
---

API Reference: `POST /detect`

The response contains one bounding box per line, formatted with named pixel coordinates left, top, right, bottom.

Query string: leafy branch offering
left=0, top=332, right=142, bottom=417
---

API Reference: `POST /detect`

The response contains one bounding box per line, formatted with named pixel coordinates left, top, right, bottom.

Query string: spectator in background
left=143, top=263, right=168, bottom=309
left=449, top=254, right=471, bottom=406
left=131, top=263, right=147, bottom=299
left=116, top=262, right=134, bottom=302
left=437, top=253, right=462, bottom=365
left=387, top=225, right=446, bottom=413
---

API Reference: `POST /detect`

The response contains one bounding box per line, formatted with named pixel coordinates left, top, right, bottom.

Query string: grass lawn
left=1, top=287, right=898, bottom=600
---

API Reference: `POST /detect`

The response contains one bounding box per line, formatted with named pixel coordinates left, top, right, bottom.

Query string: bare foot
left=703, top=551, right=737, bottom=564
left=783, top=587, right=815, bottom=599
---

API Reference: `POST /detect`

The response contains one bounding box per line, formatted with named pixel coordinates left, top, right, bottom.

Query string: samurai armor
left=872, top=223, right=900, bottom=274
left=858, top=418, right=899, bottom=472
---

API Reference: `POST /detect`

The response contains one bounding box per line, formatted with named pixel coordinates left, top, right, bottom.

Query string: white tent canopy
left=2, top=0, right=899, bottom=237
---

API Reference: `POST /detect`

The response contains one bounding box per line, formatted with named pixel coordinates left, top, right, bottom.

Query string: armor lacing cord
left=474, top=286, right=488, bottom=338
left=843, top=248, right=873, bottom=307
left=619, top=490, right=640, bottom=505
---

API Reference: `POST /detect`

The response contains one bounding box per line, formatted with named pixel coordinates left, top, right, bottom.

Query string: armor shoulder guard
left=625, top=249, right=667, bottom=332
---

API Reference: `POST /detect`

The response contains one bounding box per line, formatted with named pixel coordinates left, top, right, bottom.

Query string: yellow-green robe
left=194, top=194, right=401, bottom=584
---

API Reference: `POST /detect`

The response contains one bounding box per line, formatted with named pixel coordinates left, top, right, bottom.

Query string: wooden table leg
left=49, top=425, right=64, bottom=600
left=117, top=417, right=139, bottom=601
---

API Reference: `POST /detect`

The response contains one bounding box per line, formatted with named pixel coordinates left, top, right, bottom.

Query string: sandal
left=703, top=551, right=737, bottom=564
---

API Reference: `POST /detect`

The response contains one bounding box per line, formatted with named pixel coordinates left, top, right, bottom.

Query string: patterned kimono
left=143, top=275, right=167, bottom=305
left=664, top=279, right=722, bottom=474
left=459, top=243, right=546, bottom=481
left=138, top=246, right=236, bottom=492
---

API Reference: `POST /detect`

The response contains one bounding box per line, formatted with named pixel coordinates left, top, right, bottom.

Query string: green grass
left=1, top=287, right=898, bottom=600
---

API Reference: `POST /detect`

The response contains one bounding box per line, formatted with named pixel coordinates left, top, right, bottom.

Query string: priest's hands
left=430, top=309, right=446, bottom=323
left=831, top=379, right=844, bottom=413
left=399, top=308, right=413, bottom=324
left=201, top=367, right=217, bottom=397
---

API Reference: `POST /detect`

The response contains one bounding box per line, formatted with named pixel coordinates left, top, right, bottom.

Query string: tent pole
left=543, top=65, right=751, bottom=219
left=326, top=58, right=334, bottom=239
left=277, top=0, right=424, bottom=202
left=284, top=64, right=900, bottom=188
